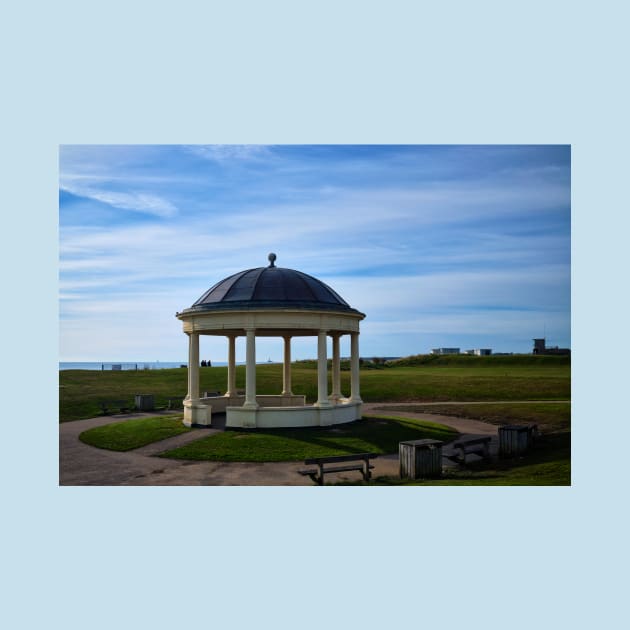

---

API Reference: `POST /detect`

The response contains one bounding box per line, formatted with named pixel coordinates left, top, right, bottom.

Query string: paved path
left=59, top=404, right=502, bottom=486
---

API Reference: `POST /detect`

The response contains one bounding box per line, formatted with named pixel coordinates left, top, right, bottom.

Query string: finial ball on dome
left=268, top=252, right=277, bottom=267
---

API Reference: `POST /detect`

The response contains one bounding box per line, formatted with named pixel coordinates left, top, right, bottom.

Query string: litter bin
left=498, top=425, right=530, bottom=457
left=399, top=439, right=443, bottom=479
left=134, top=394, right=155, bottom=411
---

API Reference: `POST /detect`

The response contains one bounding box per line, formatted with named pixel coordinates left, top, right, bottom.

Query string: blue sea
left=59, top=361, right=239, bottom=371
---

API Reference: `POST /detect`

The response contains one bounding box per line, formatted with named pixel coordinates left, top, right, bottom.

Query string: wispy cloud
left=60, top=181, right=178, bottom=218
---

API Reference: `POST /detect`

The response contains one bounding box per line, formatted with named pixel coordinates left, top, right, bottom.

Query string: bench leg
left=317, top=463, right=324, bottom=485
left=362, top=460, right=371, bottom=482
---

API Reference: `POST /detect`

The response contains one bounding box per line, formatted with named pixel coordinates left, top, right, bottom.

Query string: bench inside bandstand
left=199, top=393, right=307, bottom=411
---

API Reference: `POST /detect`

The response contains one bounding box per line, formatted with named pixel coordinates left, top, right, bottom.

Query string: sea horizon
left=59, top=360, right=263, bottom=371
left=60, top=361, right=218, bottom=371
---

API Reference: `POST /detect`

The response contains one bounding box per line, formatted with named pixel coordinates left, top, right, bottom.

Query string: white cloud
left=60, top=181, right=178, bottom=218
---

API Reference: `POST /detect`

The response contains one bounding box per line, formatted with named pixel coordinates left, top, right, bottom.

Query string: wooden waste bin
left=399, top=439, right=443, bottom=479
left=498, top=425, right=531, bottom=457
left=134, top=394, right=155, bottom=411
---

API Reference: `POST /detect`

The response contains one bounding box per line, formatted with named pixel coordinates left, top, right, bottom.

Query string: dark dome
left=184, top=260, right=361, bottom=315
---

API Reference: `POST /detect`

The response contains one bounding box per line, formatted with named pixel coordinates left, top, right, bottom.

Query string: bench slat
left=303, top=453, right=378, bottom=465
left=319, top=464, right=375, bottom=474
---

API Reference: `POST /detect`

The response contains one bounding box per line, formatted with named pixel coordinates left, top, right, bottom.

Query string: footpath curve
left=60, top=404, right=500, bottom=486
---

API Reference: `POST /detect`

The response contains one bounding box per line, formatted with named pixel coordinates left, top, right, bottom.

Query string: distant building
left=431, top=348, right=460, bottom=355
left=532, top=338, right=570, bottom=355
left=465, top=348, right=492, bottom=356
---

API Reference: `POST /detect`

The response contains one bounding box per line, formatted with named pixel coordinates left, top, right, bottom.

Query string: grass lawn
left=76, top=413, right=457, bottom=460
left=161, top=416, right=457, bottom=462
left=59, top=356, right=571, bottom=422
left=79, top=415, right=190, bottom=451
left=154, top=415, right=456, bottom=461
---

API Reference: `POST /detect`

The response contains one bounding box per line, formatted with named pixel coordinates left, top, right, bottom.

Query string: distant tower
left=533, top=338, right=546, bottom=354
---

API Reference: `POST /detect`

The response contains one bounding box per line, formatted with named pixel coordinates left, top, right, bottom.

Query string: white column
left=184, top=333, right=192, bottom=401
left=244, top=328, right=258, bottom=408
left=226, top=334, right=237, bottom=397
left=183, top=331, right=209, bottom=427
left=315, top=330, right=332, bottom=408
left=331, top=333, right=342, bottom=402
left=282, top=335, right=293, bottom=396
left=189, top=332, right=200, bottom=401
left=350, top=332, right=362, bottom=403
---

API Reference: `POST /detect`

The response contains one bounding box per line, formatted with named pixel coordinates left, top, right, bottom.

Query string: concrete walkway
left=59, top=404, right=501, bottom=486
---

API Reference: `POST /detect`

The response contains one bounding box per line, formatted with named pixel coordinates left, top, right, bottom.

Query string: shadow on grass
left=159, top=415, right=459, bottom=462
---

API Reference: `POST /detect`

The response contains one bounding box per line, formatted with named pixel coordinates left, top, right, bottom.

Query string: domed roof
left=183, top=254, right=362, bottom=315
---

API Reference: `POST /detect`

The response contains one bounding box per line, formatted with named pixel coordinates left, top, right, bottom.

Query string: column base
left=183, top=400, right=210, bottom=426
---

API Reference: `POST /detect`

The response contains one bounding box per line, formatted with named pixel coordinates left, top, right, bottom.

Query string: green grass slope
left=60, top=357, right=571, bottom=422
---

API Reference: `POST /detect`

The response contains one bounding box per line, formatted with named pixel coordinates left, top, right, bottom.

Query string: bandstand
left=176, top=254, right=365, bottom=428
left=175, top=254, right=366, bottom=428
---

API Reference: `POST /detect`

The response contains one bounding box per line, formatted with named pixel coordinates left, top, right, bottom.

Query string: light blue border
left=4, top=1, right=628, bottom=628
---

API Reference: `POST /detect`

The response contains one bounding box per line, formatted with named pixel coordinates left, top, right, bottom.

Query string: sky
left=59, top=144, right=571, bottom=362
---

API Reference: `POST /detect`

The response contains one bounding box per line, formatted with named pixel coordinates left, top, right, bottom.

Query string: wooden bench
left=299, top=453, right=378, bottom=485
left=99, top=400, right=132, bottom=415
left=451, top=436, right=492, bottom=463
